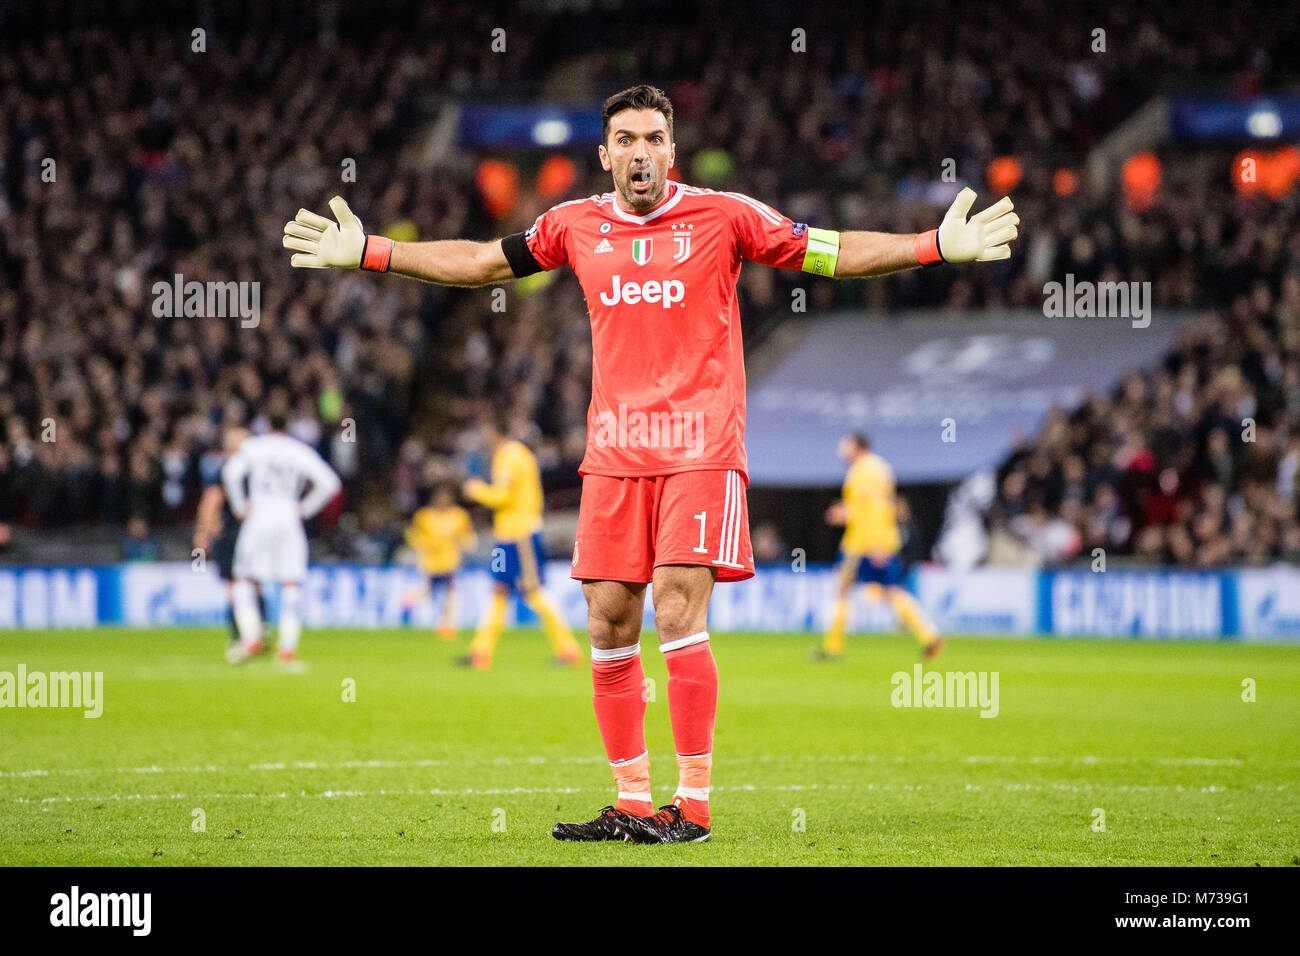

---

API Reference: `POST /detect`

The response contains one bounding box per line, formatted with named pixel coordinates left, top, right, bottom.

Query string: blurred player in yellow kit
left=460, top=415, right=583, bottom=670
left=821, top=433, right=943, bottom=660
left=403, top=483, right=477, bottom=639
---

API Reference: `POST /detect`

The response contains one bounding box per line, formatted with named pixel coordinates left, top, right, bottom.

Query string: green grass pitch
left=1, top=627, right=1297, bottom=866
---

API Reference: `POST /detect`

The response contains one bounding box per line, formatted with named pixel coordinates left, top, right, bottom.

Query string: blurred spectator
left=121, top=515, right=158, bottom=562
left=751, top=521, right=788, bottom=564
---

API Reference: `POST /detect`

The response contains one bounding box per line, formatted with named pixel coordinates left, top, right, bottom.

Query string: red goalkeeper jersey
left=515, top=181, right=839, bottom=481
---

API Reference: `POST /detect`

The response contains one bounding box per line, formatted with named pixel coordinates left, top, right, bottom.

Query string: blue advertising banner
left=1232, top=568, right=1300, bottom=642
left=1042, top=570, right=1223, bottom=639
left=458, top=103, right=603, bottom=148
left=1169, top=96, right=1300, bottom=141
left=1, top=563, right=1297, bottom=642
left=0, top=567, right=105, bottom=628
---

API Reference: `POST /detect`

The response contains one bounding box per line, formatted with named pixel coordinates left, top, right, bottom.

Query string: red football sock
left=591, top=644, right=651, bottom=816
left=662, top=632, right=717, bottom=827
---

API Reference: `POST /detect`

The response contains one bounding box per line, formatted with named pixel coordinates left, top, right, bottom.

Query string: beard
left=620, top=162, right=666, bottom=211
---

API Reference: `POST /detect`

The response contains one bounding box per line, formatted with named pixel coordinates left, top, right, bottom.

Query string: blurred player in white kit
left=221, top=410, right=342, bottom=666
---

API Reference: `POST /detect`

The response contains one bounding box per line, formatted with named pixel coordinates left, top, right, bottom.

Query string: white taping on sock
left=675, top=786, right=711, bottom=800
left=610, top=751, right=648, bottom=767
left=659, top=630, right=709, bottom=654
left=590, top=642, right=641, bottom=662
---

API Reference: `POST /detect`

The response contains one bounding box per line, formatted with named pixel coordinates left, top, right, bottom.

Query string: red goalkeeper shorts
left=571, top=470, right=754, bottom=584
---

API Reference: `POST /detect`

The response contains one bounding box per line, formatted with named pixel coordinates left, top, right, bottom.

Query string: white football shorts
left=233, top=513, right=309, bottom=583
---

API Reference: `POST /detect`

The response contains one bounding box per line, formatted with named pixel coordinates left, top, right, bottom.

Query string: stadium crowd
left=1, top=0, right=1297, bottom=568
left=970, top=267, right=1300, bottom=568
left=0, top=2, right=509, bottom=538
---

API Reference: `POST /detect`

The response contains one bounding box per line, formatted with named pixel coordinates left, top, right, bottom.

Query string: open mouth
left=630, top=166, right=655, bottom=192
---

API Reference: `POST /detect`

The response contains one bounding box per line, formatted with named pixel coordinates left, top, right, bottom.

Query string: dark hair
left=601, top=84, right=674, bottom=145
left=847, top=432, right=870, bottom=451
left=490, top=406, right=512, bottom=439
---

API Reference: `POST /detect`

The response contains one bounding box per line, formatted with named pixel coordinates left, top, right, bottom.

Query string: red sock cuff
left=592, top=650, right=644, bottom=691
left=663, top=641, right=712, bottom=661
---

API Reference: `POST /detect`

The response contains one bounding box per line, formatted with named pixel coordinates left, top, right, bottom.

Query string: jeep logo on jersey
left=632, top=238, right=652, bottom=265
left=599, top=274, right=685, bottom=308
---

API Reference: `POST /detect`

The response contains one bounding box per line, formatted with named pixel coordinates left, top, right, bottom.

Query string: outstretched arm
left=834, top=188, right=1019, bottom=279
left=283, top=196, right=515, bottom=286
left=834, top=232, right=927, bottom=279
left=388, top=240, right=514, bottom=286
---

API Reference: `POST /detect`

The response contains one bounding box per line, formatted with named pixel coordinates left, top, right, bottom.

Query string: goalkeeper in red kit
left=282, top=85, right=1018, bottom=844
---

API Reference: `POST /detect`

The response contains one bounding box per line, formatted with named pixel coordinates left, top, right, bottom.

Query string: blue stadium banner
left=458, top=103, right=604, bottom=148
left=1169, top=96, right=1300, bottom=141
left=1233, top=567, right=1300, bottom=641
left=1043, top=569, right=1223, bottom=639
left=0, top=567, right=105, bottom=628
left=915, top=567, right=1038, bottom=635
left=1, top=563, right=1297, bottom=642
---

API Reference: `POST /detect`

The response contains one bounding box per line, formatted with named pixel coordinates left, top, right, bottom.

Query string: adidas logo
left=594, top=238, right=614, bottom=254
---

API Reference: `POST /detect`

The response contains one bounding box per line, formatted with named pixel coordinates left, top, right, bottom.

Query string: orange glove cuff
left=914, top=229, right=943, bottom=266
left=360, top=235, right=394, bottom=272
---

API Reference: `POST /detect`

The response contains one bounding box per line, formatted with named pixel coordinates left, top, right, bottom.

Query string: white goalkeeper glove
left=282, top=196, right=393, bottom=272
left=915, top=187, right=1019, bottom=265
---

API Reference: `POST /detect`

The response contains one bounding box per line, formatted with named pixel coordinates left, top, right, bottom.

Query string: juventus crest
left=671, top=222, right=694, bottom=262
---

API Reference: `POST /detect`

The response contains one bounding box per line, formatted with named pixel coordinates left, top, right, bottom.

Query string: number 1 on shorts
left=693, top=511, right=708, bottom=553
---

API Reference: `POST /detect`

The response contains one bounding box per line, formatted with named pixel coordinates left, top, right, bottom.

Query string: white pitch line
left=1, top=753, right=1269, bottom=780
left=11, top=780, right=1291, bottom=807
left=13, top=783, right=855, bottom=806
left=0, top=757, right=603, bottom=779
left=960, top=755, right=1248, bottom=767
left=15, top=786, right=590, bottom=804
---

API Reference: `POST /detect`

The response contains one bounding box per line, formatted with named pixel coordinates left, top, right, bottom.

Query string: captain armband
left=801, top=227, right=840, bottom=276
left=501, top=230, right=543, bottom=278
